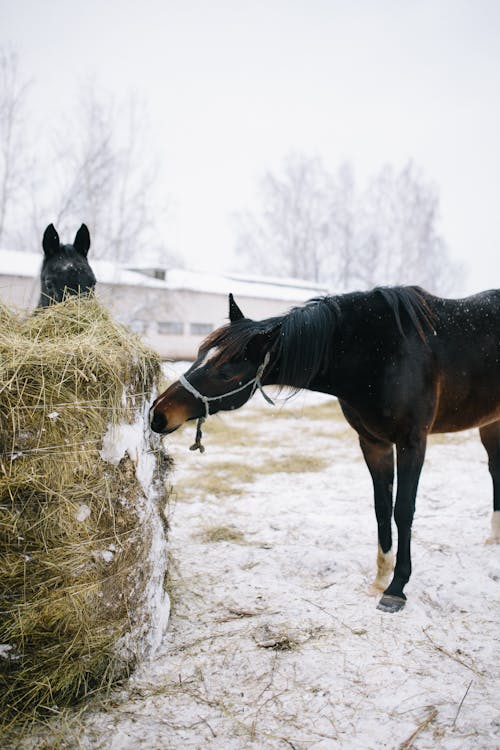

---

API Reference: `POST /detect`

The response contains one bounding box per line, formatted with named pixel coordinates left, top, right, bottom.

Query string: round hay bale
left=0, top=297, right=171, bottom=729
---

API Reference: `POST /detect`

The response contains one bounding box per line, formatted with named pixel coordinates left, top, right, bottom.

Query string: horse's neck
left=265, top=294, right=371, bottom=396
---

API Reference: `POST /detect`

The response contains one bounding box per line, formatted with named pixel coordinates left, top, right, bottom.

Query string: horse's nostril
left=150, top=410, right=167, bottom=433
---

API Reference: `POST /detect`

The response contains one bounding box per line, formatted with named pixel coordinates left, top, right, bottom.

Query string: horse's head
left=150, top=295, right=278, bottom=435
left=38, top=224, right=96, bottom=307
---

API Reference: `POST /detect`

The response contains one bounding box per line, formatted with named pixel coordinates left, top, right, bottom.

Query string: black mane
left=275, top=297, right=341, bottom=389
left=373, top=285, right=436, bottom=341
left=200, top=314, right=284, bottom=362
left=202, top=286, right=436, bottom=391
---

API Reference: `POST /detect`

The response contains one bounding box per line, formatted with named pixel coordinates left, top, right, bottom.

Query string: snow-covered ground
left=26, top=381, right=500, bottom=749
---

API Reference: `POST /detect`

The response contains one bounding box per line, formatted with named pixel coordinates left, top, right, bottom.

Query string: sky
left=2, top=0, right=500, bottom=293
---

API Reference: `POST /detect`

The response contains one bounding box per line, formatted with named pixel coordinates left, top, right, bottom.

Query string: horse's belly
left=431, top=395, right=500, bottom=433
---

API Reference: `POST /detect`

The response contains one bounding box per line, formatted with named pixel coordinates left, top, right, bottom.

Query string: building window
left=190, top=322, right=213, bottom=336
left=158, top=321, right=184, bottom=335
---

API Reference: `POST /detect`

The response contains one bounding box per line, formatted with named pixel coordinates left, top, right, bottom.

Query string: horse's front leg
left=377, top=434, right=427, bottom=613
left=359, top=436, right=395, bottom=592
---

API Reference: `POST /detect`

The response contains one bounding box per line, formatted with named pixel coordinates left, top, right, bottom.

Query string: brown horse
left=150, top=288, right=500, bottom=612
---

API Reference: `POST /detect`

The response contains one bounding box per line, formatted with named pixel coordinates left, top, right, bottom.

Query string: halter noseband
left=179, top=351, right=274, bottom=452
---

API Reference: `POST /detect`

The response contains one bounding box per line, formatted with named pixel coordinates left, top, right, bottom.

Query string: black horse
left=38, top=223, right=96, bottom=307
left=150, top=288, right=500, bottom=612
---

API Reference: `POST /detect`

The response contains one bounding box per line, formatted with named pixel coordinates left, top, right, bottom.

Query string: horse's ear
left=42, top=224, right=60, bottom=257
left=74, top=224, right=91, bottom=257
left=229, top=293, right=245, bottom=323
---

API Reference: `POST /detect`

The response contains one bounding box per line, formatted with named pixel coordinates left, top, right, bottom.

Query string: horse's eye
left=219, top=367, right=234, bottom=382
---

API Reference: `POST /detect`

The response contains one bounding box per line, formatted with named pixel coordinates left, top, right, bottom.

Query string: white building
left=0, top=249, right=328, bottom=360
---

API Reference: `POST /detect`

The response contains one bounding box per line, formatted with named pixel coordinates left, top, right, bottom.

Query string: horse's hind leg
left=479, top=422, right=500, bottom=543
left=359, top=436, right=395, bottom=591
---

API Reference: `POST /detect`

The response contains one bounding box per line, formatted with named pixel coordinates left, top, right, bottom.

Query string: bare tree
left=236, top=153, right=333, bottom=281
left=236, top=153, right=461, bottom=294
left=0, top=48, right=31, bottom=247
left=0, top=61, right=175, bottom=266
left=358, top=162, right=461, bottom=293
left=45, top=84, right=171, bottom=265
left=322, top=161, right=358, bottom=290
left=236, top=155, right=363, bottom=288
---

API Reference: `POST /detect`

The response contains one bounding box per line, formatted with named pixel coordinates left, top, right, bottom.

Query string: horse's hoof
left=376, top=594, right=406, bottom=613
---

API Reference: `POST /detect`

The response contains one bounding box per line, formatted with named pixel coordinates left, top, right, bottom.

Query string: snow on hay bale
left=0, top=297, right=170, bottom=729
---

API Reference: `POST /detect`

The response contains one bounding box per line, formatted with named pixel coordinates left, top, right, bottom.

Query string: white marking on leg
left=486, top=510, right=500, bottom=544
left=372, top=545, right=395, bottom=590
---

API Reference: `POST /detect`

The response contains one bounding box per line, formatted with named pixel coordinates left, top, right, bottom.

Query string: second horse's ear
left=42, top=224, right=60, bottom=257
left=74, top=224, right=91, bottom=257
left=229, top=293, right=245, bottom=323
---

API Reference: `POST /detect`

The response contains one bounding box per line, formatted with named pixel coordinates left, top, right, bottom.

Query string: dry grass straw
left=0, top=296, right=168, bottom=732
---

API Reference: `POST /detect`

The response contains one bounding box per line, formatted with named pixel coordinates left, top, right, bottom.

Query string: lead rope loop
left=184, top=351, right=273, bottom=453
left=189, top=416, right=206, bottom=453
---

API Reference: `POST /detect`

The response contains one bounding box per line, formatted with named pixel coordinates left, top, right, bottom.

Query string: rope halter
left=178, top=351, right=274, bottom=452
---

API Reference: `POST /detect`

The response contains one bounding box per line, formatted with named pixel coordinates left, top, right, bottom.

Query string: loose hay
left=0, top=297, right=171, bottom=730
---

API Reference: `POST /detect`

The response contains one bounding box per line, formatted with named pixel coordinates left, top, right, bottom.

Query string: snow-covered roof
left=223, top=270, right=327, bottom=292
left=93, top=259, right=167, bottom=288
left=0, top=249, right=328, bottom=302
left=0, top=250, right=43, bottom=278
left=162, top=269, right=328, bottom=302
left=0, top=249, right=166, bottom=288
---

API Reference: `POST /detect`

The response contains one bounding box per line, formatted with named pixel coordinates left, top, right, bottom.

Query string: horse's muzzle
left=150, top=409, right=168, bottom=433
